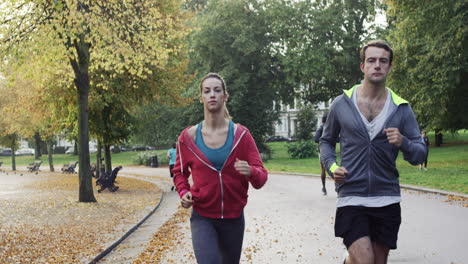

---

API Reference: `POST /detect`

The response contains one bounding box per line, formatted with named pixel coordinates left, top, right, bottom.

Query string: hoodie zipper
left=343, top=95, right=373, bottom=195
left=218, top=130, right=247, bottom=218
left=183, top=129, right=247, bottom=219
left=218, top=171, right=224, bottom=218
left=345, top=90, right=403, bottom=196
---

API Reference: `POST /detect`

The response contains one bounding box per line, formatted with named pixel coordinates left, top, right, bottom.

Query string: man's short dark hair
left=360, top=40, right=393, bottom=65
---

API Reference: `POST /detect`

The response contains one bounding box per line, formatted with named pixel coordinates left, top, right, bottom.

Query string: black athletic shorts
left=334, top=203, right=401, bottom=250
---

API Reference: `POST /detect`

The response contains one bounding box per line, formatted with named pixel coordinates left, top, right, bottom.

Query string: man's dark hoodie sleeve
left=319, top=98, right=341, bottom=175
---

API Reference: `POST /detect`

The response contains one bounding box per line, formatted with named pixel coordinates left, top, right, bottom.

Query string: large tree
left=188, top=0, right=285, bottom=147
left=131, top=103, right=188, bottom=148
left=0, top=49, right=71, bottom=172
left=0, top=78, right=19, bottom=170
left=295, top=104, right=318, bottom=140
left=386, top=0, right=468, bottom=133
left=89, top=56, right=190, bottom=173
left=1, top=0, right=190, bottom=202
left=267, top=0, right=383, bottom=105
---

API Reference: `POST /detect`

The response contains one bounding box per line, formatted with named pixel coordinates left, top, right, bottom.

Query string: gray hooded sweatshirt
left=320, top=85, right=427, bottom=198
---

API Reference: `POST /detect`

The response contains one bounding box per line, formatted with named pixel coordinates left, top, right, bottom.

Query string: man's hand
left=384, top=128, right=403, bottom=148
left=333, top=167, right=348, bottom=184
left=181, top=191, right=193, bottom=208
left=234, top=158, right=252, bottom=178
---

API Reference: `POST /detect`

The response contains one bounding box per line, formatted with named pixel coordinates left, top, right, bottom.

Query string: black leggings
left=169, top=164, right=174, bottom=177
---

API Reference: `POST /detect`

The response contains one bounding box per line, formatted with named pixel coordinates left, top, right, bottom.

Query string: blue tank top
left=195, top=121, right=234, bottom=171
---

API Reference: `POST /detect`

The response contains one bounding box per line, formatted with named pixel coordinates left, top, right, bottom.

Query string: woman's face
left=200, top=77, right=228, bottom=112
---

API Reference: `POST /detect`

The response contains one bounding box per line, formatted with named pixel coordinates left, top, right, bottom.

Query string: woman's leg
left=216, top=213, right=245, bottom=264
left=191, top=210, right=221, bottom=264
left=169, top=164, right=175, bottom=190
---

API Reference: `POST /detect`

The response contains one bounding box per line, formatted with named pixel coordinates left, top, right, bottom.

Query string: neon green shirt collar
left=344, top=84, right=408, bottom=106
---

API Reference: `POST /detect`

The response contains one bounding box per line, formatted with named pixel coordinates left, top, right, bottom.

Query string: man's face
left=360, top=46, right=392, bottom=84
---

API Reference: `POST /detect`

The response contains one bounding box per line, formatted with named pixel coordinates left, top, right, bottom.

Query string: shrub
left=287, top=140, right=318, bottom=159
left=54, top=146, right=67, bottom=154
left=157, top=152, right=169, bottom=165
left=295, top=104, right=318, bottom=140
left=260, top=145, right=272, bottom=162
left=132, top=151, right=169, bottom=166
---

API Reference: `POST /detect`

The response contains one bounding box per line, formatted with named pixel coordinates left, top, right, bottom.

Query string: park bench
left=96, top=165, right=122, bottom=193
left=61, top=161, right=78, bottom=174
left=27, top=161, right=42, bottom=174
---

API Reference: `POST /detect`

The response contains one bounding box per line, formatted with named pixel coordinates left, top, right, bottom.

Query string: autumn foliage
left=0, top=172, right=162, bottom=263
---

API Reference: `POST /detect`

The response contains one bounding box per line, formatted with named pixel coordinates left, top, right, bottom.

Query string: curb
left=270, top=171, right=468, bottom=198
left=399, top=184, right=468, bottom=198
left=87, top=176, right=165, bottom=264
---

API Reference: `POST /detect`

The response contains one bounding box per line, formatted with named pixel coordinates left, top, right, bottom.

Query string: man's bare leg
left=345, top=236, right=374, bottom=264
left=372, top=242, right=390, bottom=264
left=320, top=163, right=327, bottom=195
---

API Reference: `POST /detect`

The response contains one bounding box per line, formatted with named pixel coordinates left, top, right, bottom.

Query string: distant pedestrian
left=420, top=130, right=429, bottom=170
left=314, top=113, right=328, bottom=195
left=167, top=143, right=177, bottom=191
left=173, top=73, right=268, bottom=264
left=320, top=40, right=426, bottom=264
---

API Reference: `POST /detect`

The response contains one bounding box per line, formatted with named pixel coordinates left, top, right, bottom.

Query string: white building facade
left=273, top=98, right=330, bottom=139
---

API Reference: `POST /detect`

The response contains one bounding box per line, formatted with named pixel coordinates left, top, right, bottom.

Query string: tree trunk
left=104, top=144, right=112, bottom=173
left=11, top=146, right=16, bottom=171
left=73, top=141, right=78, bottom=155
left=435, top=129, right=443, bottom=147
left=34, top=132, right=42, bottom=159
left=71, top=36, right=96, bottom=202
left=47, top=140, right=54, bottom=172
left=7, top=135, right=17, bottom=171
left=96, top=140, right=102, bottom=179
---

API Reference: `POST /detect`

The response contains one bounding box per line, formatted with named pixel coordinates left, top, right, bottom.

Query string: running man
left=314, top=114, right=328, bottom=195
left=320, top=40, right=426, bottom=264
left=419, top=130, right=430, bottom=170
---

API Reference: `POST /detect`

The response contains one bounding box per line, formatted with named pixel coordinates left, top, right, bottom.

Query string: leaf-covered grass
left=0, top=173, right=162, bottom=264
left=264, top=131, right=468, bottom=194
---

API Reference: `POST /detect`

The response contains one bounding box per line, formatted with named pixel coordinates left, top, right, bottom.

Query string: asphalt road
left=98, top=167, right=468, bottom=264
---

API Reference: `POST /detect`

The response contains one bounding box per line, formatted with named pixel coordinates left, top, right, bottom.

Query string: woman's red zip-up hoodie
left=173, top=123, right=268, bottom=219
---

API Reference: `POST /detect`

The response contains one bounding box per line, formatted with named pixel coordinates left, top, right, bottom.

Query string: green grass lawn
left=1, top=130, right=467, bottom=193
left=0, top=149, right=169, bottom=168
left=429, top=130, right=468, bottom=144
left=396, top=144, right=468, bottom=193
left=264, top=130, right=468, bottom=194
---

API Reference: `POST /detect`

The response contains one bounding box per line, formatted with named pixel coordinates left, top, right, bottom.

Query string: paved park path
left=2, top=166, right=465, bottom=263
left=98, top=166, right=468, bottom=264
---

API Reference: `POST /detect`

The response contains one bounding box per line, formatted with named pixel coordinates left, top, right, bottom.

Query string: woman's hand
left=181, top=191, right=193, bottom=208
left=234, top=158, right=252, bottom=178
